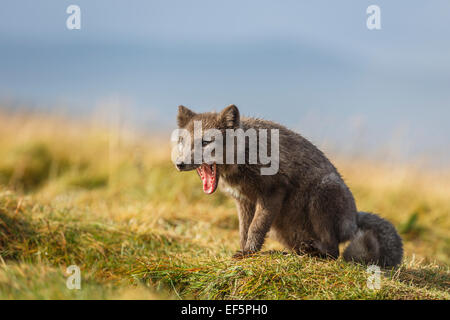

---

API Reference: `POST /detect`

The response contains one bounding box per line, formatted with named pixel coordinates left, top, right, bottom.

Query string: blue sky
left=1, top=1, right=449, bottom=163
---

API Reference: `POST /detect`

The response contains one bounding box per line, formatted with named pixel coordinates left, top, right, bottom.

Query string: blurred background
left=1, top=0, right=449, bottom=166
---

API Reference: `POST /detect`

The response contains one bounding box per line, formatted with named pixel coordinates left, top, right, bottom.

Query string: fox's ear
left=219, top=104, right=240, bottom=128
left=177, top=105, right=196, bottom=128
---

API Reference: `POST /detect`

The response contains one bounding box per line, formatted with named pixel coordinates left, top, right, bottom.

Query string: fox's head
left=174, top=104, right=240, bottom=194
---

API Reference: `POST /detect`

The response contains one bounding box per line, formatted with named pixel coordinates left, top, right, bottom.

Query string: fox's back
left=239, top=116, right=340, bottom=189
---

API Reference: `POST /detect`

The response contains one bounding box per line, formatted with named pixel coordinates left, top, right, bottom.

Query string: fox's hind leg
left=307, top=173, right=358, bottom=259
left=295, top=240, right=335, bottom=258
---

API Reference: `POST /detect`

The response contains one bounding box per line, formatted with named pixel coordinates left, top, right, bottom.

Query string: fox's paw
left=232, top=250, right=256, bottom=259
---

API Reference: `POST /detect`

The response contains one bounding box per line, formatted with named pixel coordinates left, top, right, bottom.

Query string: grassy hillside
left=0, top=111, right=448, bottom=299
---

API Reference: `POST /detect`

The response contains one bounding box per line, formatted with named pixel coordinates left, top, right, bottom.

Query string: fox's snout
left=175, top=160, right=198, bottom=172
left=175, top=161, right=185, bottom=171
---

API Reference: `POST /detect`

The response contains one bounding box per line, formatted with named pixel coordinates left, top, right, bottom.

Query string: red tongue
left=197, top=163, right=216, bottom=194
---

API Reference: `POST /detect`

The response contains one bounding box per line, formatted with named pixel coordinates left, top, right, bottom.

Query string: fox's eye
left=202, top=140, right=212, bottom=147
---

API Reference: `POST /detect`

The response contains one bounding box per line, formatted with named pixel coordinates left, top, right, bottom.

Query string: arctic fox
left=175, top=104, right=403, bottom=268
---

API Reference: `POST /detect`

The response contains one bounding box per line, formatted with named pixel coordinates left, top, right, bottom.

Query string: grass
left=0, top=110, right=448, bottom=299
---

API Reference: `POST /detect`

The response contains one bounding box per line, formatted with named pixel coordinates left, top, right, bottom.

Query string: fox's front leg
left=232, top=199, right=255, bottom=258
left=233, top=193, right=283, bottom=258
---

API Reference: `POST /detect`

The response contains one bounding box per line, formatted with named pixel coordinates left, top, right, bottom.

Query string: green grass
left=0, top=112, right=448, bottom=299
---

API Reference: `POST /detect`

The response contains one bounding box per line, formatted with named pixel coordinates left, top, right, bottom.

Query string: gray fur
left=176, top=105, right=404, bottom=268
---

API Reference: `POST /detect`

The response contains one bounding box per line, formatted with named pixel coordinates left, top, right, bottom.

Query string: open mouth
left=196, top=163, right=218, bottom=194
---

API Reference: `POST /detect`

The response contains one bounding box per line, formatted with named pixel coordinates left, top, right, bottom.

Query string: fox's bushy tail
left=343, top=212, right=403, bottom=268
